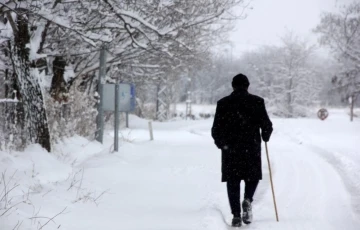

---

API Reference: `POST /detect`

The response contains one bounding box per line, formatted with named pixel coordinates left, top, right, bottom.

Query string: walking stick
left=265, top=142, right=279, bottom=222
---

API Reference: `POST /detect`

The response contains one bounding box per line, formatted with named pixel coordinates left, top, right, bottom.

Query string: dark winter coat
left=211, top=89, right=273, bottom=182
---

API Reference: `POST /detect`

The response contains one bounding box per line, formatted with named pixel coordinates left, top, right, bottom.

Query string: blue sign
left=102, top=83, right=136, bottom=112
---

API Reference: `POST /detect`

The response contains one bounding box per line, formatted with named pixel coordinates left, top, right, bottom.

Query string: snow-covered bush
left=46, top=79, right=98, bottom=145
left=0, top=103, right=26, bottom=151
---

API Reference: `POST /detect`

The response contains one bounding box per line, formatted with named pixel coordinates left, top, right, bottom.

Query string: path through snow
left=1, top=115, right=359, bottom=230
left=58, top=118, right=360, bottom=229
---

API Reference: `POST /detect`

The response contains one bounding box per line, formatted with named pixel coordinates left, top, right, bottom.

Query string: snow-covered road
left=60, top=118, right=360, bottom=230
left=2, top=113, right=360, bottom=230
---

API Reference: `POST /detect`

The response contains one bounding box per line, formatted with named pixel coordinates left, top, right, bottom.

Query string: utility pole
left=96, top=46, right=106, bottom=143
left=114, top=81, right=120, bottom=152
left=156, top=80, right=168, bottom=121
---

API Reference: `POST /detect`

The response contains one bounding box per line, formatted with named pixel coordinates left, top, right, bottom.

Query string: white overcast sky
left=228, top=0, right=353, bottom=56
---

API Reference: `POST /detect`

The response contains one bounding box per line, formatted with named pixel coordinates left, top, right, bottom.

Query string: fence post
left=148, top=121, right=154, bottom=141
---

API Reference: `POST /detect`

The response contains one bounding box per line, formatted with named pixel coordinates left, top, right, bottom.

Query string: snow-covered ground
left=1, top=109, right=359, bottom=230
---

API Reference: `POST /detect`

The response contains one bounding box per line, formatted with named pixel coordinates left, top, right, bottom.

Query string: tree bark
left=10, top=12, right=51, bottom=152
left=3, top=40, right=26, bottom=149
left=50, top=56, right=68, bottom=103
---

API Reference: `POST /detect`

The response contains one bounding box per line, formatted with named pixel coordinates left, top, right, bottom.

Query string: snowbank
left=0, top=135, right=107, bottom=230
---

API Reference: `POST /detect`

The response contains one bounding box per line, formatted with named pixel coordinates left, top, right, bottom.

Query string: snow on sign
left=102, top=83, right=136, bottom=112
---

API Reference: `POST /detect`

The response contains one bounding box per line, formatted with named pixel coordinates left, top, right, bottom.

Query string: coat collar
left=231, top=89, right=249, bottom=96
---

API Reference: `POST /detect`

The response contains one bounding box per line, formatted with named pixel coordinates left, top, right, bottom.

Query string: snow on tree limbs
left=315, top=2, right=360, bottom=121
left=0, top=0, right=249, bottom=150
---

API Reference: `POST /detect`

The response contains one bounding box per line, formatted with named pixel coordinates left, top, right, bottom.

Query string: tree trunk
left=156, top=84, right=160, bottom=119
left=50, top=56, right=68, bottom=103
left=11, top=13, right=51, bottom=152
left=287, top=77, right=294, bottom=118
left=3, top=40, right=26, bottom=149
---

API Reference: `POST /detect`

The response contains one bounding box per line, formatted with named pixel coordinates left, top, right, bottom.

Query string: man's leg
left=244, top=180, right=259, bottom=202
left=242, top=180, right=259, bottom=224
left=227, top=180, right=241, bottom=217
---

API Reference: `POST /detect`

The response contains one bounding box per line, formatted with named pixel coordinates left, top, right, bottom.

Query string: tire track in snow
left=303, top=144, right=360, bottom=219
left=282, top=128, right=360, bottom=219
left=270, top=131, right=360, bottom=229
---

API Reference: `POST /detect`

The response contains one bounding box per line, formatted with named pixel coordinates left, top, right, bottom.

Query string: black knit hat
left=232, top=73, right=250, bottom=89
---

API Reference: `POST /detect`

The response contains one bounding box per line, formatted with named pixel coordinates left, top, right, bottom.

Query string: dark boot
left=242, top=199, right=253, bottom=224
left=231, top=216, right=242, bottom=227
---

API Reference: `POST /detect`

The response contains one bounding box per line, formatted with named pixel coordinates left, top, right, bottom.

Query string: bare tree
left=315, top=1, right=360, bottom=121
left=189, top=33, right=329, bottom=117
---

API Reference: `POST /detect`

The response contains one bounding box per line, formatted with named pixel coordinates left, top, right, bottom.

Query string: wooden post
left=350, top=96, right=354, bottom=122
left=148, top=121, right=154, bottom=141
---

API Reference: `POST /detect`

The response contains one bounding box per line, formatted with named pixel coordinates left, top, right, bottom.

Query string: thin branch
left=0, top=201, right=24, bottom=217
left=29, top=216, right=57, bottom=224
left=5, top=11, right=18, bottom=36
left=38, top=207, right=67, bottom=230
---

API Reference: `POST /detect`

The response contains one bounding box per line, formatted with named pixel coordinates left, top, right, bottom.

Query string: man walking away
left=211, top=73, right=273, bottom=227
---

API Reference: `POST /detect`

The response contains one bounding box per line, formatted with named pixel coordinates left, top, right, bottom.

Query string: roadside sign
left=103, top=83, right=136, bottom=112
left=317, top=108, right=329, bottom=121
